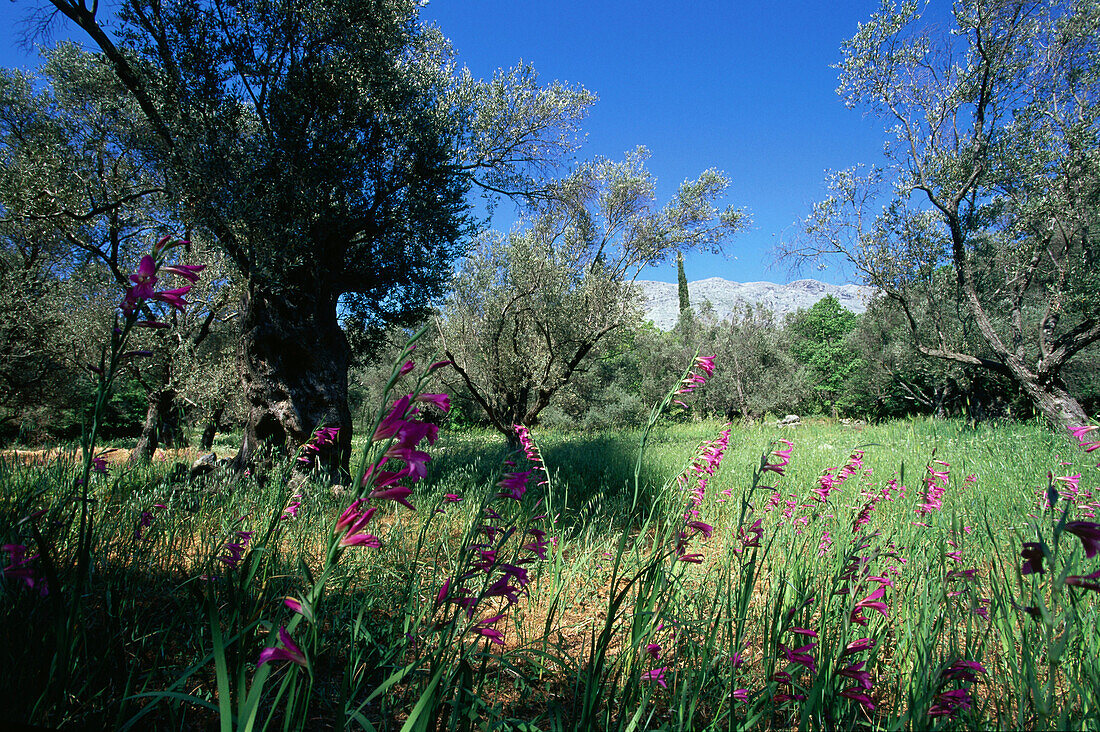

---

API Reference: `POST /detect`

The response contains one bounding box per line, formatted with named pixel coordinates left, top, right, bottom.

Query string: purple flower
left=839, top=687, right=876, bottom=711
left=942, top=660, right=986, bottom=683
left=2, top=543, right=46, bottom=595
left=1065, top=521, right=1100, bottom=558
left=152, top=285, right=192, bottom=311
left=474, top=613, right=505, bottom=645
left=1021, top=542, right=1045, bottom=575
left=778, top=642, right=817, bottom=674
left=850, top=585, right=888, bottom=625
left=1066, top=568, right=1100, bottom=593
left=284, top=596, right=315, bottom=622
left=128, top=255, right=159, bottom=299
left=838, top=660, right=872, bottom=690
left=694, top=354, right=716, bottom=377
left=368, top=485, right=416, bottom=511
left=841, top=638, right=875, bottom=657
left=928, top=687, right=972, bottom=718
left=414, top=393, right=451, bottom=412
left=258, top=626, right=308, bottom=669
left=642, top=666, right=668, bottom=688
left=497, top=471, right=532, bottom=501
left=687, top=520, right=713, bottom=538
left=160, top=263, right=206, bottom=282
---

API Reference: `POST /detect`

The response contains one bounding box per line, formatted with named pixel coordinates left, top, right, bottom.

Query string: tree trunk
left=129, top=387, right=177, bottom=464
left=233, top=283, right=352, bottom=477
left=201, top=404, right=225, bottom=451
left=1015, top=374, right=1088, bottom=431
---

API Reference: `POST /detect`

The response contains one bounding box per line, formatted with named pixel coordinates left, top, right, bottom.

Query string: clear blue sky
left=0, top=1, right=902, bottom=285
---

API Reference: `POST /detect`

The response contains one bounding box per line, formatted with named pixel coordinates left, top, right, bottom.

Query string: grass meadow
left=2, top=374, right=1099, bottom=729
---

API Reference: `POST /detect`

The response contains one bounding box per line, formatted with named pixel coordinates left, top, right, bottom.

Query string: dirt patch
left=1, top=446, right=204, bottom=467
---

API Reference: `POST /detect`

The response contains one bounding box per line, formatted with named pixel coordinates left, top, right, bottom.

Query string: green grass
left=1, top=416, right=1097, bottom=730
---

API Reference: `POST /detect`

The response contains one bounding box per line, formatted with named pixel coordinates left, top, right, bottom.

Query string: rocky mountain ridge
left=637, top=277, right=874, bottom=329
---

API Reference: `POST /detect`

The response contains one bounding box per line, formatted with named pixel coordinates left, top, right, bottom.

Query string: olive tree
left=0, top=46, right=241, bottom=458
left=781, top=0, right=1100, bottom=429
left=42, top=0, right=594, bottom=472
left=439, top=148, right=748, bottom=440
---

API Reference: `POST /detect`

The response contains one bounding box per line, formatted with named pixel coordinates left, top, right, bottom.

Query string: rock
left=190, top=452, right=218, bottom=478
left=637, top=278, right=875, bottom=330
left=777, top=414, right=801, bottom=426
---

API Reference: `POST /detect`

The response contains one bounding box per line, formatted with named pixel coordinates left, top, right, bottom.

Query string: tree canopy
left=439, top=148, right=747, bottom=438
left=781, top=0, right=1100, bottom=428
left=42, top=0, right=595, bottom=469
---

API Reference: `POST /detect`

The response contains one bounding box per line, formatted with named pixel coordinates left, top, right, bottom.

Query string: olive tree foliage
left=0, top=46, right=242, bottom=453
left=779, top=0, right=1100, bottom=429
left=39, top=0, right=595, bottom=471
left=438, top=148, right=748, bottom=439
left=697, top=304, right=806, bottom=421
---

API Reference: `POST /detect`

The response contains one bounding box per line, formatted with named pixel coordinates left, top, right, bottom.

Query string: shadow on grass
left=426, top=427, right=689, bottom=535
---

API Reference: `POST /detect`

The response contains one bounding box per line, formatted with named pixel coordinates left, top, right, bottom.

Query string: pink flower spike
left=841, top=638, right=875, bottom=656
left=414, top=393, right=450, bottom=413
left=1069, top=424, right=1098, bottom=440
left=336, top=500, right=366, bottom=531
left=368, top=485, right=416, bottom=511
left=839, top=687, right=876, bottom=711
left=129, top=255, right=158, bottom=297
left=688, top=520, right=713, bottom=538
left=694, top=354, right=716, bottom=377
left=475, top=627, right=505, bottom=645
left=645, top=643, right=661, bottom=660
left=160, top=263, right=206, bottom=282
left=283, top=596, right=315, bottom=623
left=399, top=360, right=415, bottom=376
left=642, top=666, right=668, bottom=688
left=339, top=532, right=381, bottom=549
left=1065, top=521, right=1100, bottom=558
left=427, top=360, right=453, bottom=373
left=257, top=626, right=308, bottom=669
left=153, top=285, right=192, bottom=311
left=787, top=628, right=818, bottom=638
left=153, top=235, right=188, bottom=254
left=1065, top=567, right=1100, bottom=593
left=838, top=660, right=872, bottom=689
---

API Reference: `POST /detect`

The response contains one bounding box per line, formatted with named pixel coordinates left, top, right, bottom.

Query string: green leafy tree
left=439, top=148, right=747, bottom=440
left=0, top=47, right=240, bottom=458
left=787, top=295, right=862, bottom=418
left=781, top=0, right=1100, bottom=429
left=697, top=304, right=805, bottom=421
left=42, top=0, right=594, bottom=471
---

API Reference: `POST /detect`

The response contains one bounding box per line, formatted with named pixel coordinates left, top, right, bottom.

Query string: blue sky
left=0, top=1, right=900, bottom=285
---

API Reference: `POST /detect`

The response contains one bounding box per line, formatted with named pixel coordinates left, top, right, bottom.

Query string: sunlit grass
left=1, top=415, right=1097, bottom=730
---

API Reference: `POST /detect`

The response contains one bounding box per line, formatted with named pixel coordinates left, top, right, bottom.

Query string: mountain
left=636, top=277, right=874, bottom=329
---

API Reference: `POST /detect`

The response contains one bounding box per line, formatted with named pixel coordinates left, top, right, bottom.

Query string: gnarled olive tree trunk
left=129, top=387, right=183, bottom=464
left=233, top=284, right=352, bottom=477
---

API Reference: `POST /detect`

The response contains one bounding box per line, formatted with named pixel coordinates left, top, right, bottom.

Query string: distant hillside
left=636, top=277, right=874, bottom=329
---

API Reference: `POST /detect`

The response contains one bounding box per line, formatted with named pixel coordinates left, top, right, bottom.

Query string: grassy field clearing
left=1, top=411, right=1097, bottom=730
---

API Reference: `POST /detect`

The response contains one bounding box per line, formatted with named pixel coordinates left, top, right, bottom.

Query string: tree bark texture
left=129, top=387, right=179, bottom=464
left=233, top=285, right=352, bottom=476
